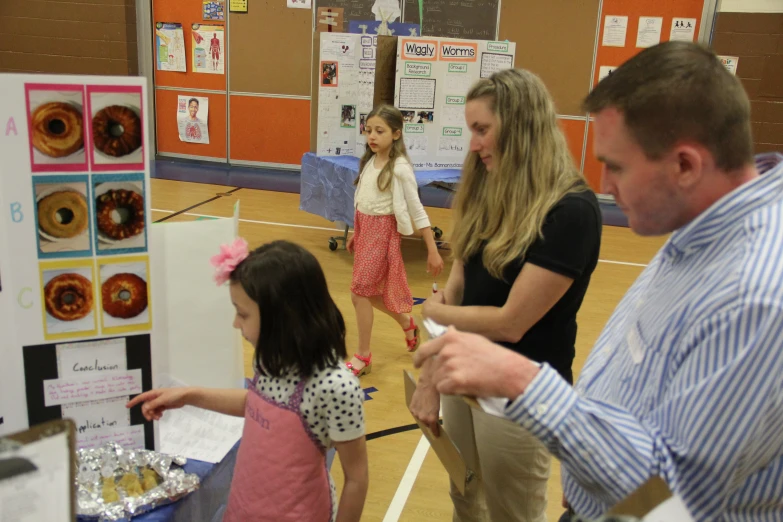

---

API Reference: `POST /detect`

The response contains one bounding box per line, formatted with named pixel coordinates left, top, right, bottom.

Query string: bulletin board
left=153, top=1, right=227, bottom=91
left=228, top=5, right=312, bottom=96
left=498, top=0, right=600, bottom=117
left=0, top=73, right=157, bottom=450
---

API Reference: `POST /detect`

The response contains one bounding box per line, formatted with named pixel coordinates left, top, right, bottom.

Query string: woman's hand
left=126, top=388, right=191, bottom=421
left=427, top=250, right=444, bottom=277
left=347, top=235, right=355, bottom=254
left=422, top=291, right=445, bottom=319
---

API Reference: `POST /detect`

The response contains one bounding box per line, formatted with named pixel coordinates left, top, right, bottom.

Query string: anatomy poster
left=192, top=24, right=225, bottom=75
left=177, top=95, right=210, bottom=144
left=155, top=22, right=186, bottom=72
left=0, top=74, right=156, bottom=448
left=394, top=36, right=516, bottom=169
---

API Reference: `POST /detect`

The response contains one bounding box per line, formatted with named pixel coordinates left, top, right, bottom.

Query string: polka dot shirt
left=253, top=364, right=366, bottom=448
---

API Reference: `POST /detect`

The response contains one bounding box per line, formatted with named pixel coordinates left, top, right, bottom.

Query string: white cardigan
left=354, top=156, right=431, bottom=236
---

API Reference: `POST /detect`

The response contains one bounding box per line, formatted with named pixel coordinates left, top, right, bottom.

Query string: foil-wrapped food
left=76, top=442, right=199, bottom=521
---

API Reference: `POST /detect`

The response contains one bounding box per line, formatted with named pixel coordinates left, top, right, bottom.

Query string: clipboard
left=0, top=419, right=77, bottom=521
left=403, top=370, right=474, bottom=494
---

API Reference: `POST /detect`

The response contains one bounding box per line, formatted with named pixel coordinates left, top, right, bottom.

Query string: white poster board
left=394, top=37, right=516, bottom=169
left=316, top=32, right=378, bottom=157
left=0, top=74, right=157, bottom=451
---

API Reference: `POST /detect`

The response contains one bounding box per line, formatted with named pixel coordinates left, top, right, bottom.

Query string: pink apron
left=223, top=377, right=333, bottom=521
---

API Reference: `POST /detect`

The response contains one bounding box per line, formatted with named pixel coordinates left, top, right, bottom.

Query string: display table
left=300, top=153, right=461, bottom=249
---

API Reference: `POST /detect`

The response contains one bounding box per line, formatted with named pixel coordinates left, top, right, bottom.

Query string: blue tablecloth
left=299, top=153, right=461, bottom=227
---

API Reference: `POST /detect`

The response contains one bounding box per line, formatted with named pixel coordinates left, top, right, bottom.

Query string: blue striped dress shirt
left=506, top=154, right=783, bottom=521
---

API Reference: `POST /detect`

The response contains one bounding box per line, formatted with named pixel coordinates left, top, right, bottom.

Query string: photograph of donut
left=92, top=174, right=147, bottom=255
left=98, top=258, right=152, bottom=334
left=32, top=176, right=93, bottom=259
left=86, top=85, right=144, bottom=171
left=24, top=84, right=88, bottom=172
left=39, top=261, right=98, bottom=340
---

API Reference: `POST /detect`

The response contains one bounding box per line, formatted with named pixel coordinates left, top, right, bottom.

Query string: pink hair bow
left=210, top=237, right=250, bottom=286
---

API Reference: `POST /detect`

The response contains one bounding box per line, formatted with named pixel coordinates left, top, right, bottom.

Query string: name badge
left=626, top=324, right=645, bottom=364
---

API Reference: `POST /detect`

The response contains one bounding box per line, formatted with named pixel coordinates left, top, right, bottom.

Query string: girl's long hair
left=451, top=69, right=587, bottom=279
left=230, top=240, right=346, bottom=378
left=355, top=104, right=411, bottom=191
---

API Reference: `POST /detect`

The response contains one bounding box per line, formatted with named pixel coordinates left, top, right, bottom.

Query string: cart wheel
left=328, top=238, right=339, bottom=251
left=433, top=227, right=443, bottom=240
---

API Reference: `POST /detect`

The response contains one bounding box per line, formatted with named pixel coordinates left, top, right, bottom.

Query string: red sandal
left=346, top=353, right=372, bottom=377
left=404, top=316, right=420, bottom=352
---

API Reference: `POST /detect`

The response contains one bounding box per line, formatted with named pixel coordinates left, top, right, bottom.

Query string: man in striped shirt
left=415, top=41, right=783, bottom=520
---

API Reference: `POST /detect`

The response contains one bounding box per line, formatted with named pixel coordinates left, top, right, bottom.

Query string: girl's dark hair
left=188, top=98, right=199, bottom=106
left=229, top=240, right=347, bottom=378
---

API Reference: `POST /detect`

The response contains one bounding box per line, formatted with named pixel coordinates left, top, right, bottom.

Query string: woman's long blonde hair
left=355, top=105, right=410, bottom=191
left=451, top=69, right=587, bottom=279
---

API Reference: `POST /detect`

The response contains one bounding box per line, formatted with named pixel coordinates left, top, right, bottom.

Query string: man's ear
left=672, top=144, right=705, bottom=190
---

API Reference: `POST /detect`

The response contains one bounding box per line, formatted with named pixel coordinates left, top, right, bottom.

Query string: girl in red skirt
left=346, top=105, right=444, bottom=377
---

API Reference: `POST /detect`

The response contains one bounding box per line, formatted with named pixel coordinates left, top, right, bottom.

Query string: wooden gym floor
left=150, top=177, right=667, bottom=521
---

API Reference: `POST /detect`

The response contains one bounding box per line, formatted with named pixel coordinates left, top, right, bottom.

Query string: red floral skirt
left=351, top=210, right=413, bottom=314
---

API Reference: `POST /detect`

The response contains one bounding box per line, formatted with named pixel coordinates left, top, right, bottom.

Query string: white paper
left=636, top=17, right=663, bottom=48
left=77, top=424, right=145, bottom=450
left=444, top=74, right=473, bottom=95
left=62, top=397, right=131, bottom=439
left=670, top=18, right=696, bottom=42
left=437, top=135, right=466, bottom=156
left=43, top=369, right=143, bottom=407
left=0, top=432, right=70, bottom=522
left=719, top=56, right=739, bottom=75
left=598, top=65, right=618, bottom=82
left=643, top=494, right=695, bottom=521
left=602, top=16, right=628, bottom=47
left=192, top=26, right=224, bottom=74
left=371, top=0, right=400, bottom=23
left=480, top=52, right=513, bottom=79
left=159, top=405, right=244, bottom=463
left=477, top=397, right=508, bottom=418
left=177, top=95, right=210, bottom=144
left=404, top=135, right=428, bottom=156
left=399, top=78, right=436, bottom=110
left=155, top=23, right=186, bottom=72
left=287, top=0, right=311, bottom=8
left=57, top=338, right=127, bottom=378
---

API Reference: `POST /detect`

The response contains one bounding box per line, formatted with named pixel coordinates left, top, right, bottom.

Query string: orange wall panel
left=558, top=118, right=587, bottom=173
left=153, top=1, right=226, bottom=92
left=155, top=89, right=227, bottom=159
left=583, top=121, right=603, bottom=192
left=229, top=96, right=310, bottom=165
left=594, top=0, right=705, bottom=86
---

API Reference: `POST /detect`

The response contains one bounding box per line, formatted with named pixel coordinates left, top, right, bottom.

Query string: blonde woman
left=411, top=69, right=602, bottom=521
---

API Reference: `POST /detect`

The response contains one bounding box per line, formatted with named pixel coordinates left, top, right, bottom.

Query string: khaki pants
left=442, top=395, right=551, bottom=522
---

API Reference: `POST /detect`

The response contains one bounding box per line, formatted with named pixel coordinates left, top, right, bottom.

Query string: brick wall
left=0, top=0, right=138, bottom=76
left=713, top=13, right=783, bottom=154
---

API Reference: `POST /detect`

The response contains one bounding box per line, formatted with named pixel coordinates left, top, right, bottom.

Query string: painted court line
left=382, top=435, right=431, bottom=522
left=151, top=208, right=650, bottom=267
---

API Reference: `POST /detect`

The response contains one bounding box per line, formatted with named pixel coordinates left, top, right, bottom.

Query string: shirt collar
left=664, top=153, right=783, bottom=258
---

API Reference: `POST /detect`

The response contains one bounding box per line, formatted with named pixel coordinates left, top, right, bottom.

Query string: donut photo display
left=25, top=84, right=89, bottom=172
left=93, top=175, right=146, bottom=254
left=40, top=265, right=97, bottom=338
left=87, top=86, right=144, bottom=170
left=99, top=260, right=151, bottom=332
left=33, top=177, right=93, bottom=258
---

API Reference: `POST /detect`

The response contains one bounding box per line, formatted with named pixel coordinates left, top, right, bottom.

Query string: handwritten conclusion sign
left=43, top=370, right=143, bottom=407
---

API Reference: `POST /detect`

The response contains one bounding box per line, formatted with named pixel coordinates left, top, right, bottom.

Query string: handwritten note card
left=159, top=405, right=244, bottom=463
left=57, top=338, right=126, bottom=378
left=77, top=425, right=145, bottom=450
left=43, top=370, right=142, bottom=407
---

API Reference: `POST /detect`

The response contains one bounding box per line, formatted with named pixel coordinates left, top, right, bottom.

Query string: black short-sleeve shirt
left=461, top=189, right=602, bottom=384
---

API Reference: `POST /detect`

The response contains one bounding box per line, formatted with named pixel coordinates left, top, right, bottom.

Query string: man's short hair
left=583, top=41, right=753, bottom=171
